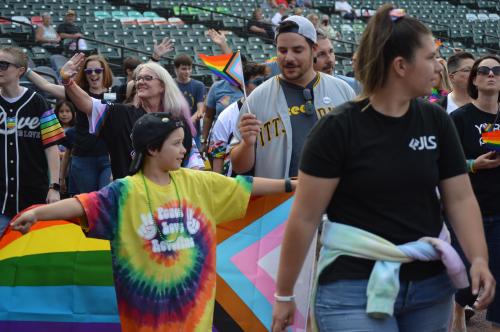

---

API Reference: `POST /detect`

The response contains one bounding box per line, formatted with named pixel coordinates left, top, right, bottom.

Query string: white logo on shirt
left=137, top=206, right=200, bottom=253
left=409, top=136, right=437, bottom=151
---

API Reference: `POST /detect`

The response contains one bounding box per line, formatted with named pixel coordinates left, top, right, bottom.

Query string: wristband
left=274, top=293, right=295, bottom=302
left=467, top=159, right=476, bottom=173
left=150, top=55, right=160, bottom=62
left=62, top=79, right=74, bottom=87
left=284, top=177, right=292, bottom=193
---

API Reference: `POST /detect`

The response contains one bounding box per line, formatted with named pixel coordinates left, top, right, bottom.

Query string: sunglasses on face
left=0, top=60, right=20, bottom=71
left=249, top=77, right=265, bottom=86
left=84, top=68, right=104, bottom=75
left=477, top=66, right=500, bottom=76
left=135, top=75, right=158, bottom=82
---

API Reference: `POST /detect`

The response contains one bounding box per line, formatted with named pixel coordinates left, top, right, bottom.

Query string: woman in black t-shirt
left=271, top=5, right=495, bottom=332
left=450, top=54, right=500, bottom=331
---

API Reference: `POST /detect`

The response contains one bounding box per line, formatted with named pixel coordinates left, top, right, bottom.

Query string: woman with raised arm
left=59, top=48, right=204, bottom=179
left=271, top=5, right=495, bottom=332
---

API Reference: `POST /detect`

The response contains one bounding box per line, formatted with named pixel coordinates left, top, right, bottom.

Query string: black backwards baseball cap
left=129, top=113, right=184, bottom=175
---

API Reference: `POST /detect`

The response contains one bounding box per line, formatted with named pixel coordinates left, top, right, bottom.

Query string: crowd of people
left=1, top=3, right=499, bottom=332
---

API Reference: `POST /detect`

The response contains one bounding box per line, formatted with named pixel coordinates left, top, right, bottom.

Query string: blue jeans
left=70, top=155, right=111, bottom=195
left=315, top=273, right=455, bottom=332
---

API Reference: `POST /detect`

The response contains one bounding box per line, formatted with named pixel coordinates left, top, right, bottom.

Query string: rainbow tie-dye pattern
left=40, top=109, right=65, bottom=146
left=76, top=168, right=252, bottom=332
left=481, top=129, right=500, bottom=152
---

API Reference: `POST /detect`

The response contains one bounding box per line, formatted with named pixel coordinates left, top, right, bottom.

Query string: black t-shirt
left=96, top=102, right=193, bottom=179
left=0, top=89, right=65, bottom=217
left=451, top=103, right=500, bottom=216
left=280, top=75, right=319, bottom=177
left=112, top=84, right=127, bottom=104
left=56, top=22, right=82, bottom=35
left=300, top=98, right=467, bottom=282
left=72, top=92, right=109, bottom=157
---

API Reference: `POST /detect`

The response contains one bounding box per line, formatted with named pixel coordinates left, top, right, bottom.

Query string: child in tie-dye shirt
left=12, top=112, right=295, bottom=332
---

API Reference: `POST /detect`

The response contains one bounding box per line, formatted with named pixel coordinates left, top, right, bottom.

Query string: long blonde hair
left=134, top=62, right=195, bottom=135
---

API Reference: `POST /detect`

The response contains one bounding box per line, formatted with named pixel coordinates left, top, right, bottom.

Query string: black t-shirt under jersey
left=451, top=103, right=500, bottom=216
left=300, top=98, right=467, bottom=283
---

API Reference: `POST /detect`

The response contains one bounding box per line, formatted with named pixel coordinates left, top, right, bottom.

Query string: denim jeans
left=314, top=273, right=455, bottom=332
left=69, top=155, right=111, bottom=195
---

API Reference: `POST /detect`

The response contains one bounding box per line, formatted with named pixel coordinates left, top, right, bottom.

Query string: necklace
left=141, top=172, right=183, bottom=242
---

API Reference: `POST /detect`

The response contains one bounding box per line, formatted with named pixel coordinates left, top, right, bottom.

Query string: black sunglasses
left=0, top=60, right=20, bottom=71
left=303, top=88, right=315, bottom=116
left=84, top=68, right=104, bottom=75
left=249, top=77, right=265, bottom=86
left=477, top=66, right=500, bottom=76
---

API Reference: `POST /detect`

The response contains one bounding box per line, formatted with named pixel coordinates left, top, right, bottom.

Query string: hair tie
left=389, top=8, right=406, bottom=22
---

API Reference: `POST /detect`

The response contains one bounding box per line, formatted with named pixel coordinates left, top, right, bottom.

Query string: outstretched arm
left=10, top=198, right=85, bottom=234
left=207, top=29, right=232, bottom=54
left=61, top=53, right=93, bottom=115
left=251, top=177, right=296, bottom=196
left=25, top=70, right=65, bottom=99
left=150, top=37, right=174, bottom=61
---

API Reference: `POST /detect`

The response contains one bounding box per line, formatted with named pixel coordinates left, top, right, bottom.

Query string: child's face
left=57, top=104, right=73, bottom=126
left=154, top=127, right=186, bottom=171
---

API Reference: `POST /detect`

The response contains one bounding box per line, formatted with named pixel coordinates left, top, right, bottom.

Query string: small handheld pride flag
left=198, top=52, right=244, bottom=92
left=480, top=105, right=500, bottom=151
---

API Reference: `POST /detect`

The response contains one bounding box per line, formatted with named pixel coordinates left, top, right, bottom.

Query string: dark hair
left=356, top=4, right=431, bottom=97
left=174, top=54, right=193, bottom=68
left=54, top=99, right=76, bottom=126
left=467, top=54, right=500, bottom=102
left=123, top=56, right=142, bottom=75
left=447, top=52, right=475, bottom=74
left=74, top=54, right=114, bottom=91
left=276, top=20, right=315, bottom=48
left=243, top=62, right=268, bottom=82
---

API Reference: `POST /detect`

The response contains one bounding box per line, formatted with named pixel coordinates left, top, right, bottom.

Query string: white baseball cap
left=276, top=15, right=317, bottom=43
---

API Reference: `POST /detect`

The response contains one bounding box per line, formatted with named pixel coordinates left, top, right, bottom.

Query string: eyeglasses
left=249, top=77, right=265, bottom=87
left=477, top=66, right=500, bottom=76
left=451, top=67, right=472, bottom=75
left=135, top=75, right=160, bottom=82
left=0, top=61, right=20, bottom=71
left=84, top=68, right=104, bottom=75
left=303, top=88, right=315, bottom=116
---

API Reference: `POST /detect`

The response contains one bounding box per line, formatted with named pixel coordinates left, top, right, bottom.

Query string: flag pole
left=236, top=51, right=252, bottom=115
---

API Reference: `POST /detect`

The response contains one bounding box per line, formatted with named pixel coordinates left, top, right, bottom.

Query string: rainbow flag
left=481, top=130, right=500, bottom=151
left=198, top=52, right=244, bottom=91
left=0, top=194, right=315, bottom=332
left=0, top=220, right=120, bottom=331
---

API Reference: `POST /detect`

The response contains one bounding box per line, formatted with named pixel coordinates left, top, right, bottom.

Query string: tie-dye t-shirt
left=75, top=168, right=253, bottom=332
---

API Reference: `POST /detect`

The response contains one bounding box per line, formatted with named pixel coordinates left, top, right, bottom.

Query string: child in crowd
left=11, top=112, right=295, bottom=332
left=54, top=99, right=76, bottom=197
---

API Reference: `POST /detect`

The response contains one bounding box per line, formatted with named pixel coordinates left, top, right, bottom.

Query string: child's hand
left=10, top=210, right=37, bottom=234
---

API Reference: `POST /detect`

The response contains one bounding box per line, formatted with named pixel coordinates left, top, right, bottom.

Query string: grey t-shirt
left=279, top=75, right=319, bottom=177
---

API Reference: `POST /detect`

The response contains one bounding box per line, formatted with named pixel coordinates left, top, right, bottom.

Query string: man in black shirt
left=57, top=10, right=87, bottom=50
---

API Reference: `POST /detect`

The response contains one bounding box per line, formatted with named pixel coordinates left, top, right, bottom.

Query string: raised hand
left=60, top=52, right=85, bottom=81
left=207, top=29, right=226, bottom=46
left=10, top=210, right=37, bottom=234
left=152, top=37, right=174, bottom=60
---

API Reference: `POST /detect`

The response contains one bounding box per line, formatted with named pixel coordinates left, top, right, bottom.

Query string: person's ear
left=392, top=56, right=408, bottom=78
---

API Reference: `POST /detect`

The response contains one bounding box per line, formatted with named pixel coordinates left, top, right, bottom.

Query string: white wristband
left=274, top=293, right=295, bottom=302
